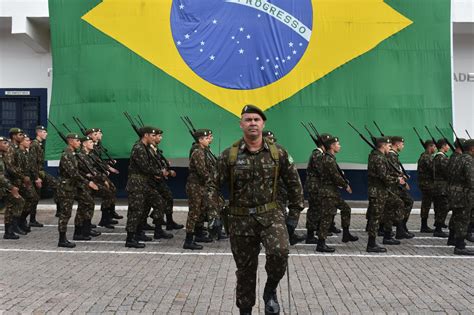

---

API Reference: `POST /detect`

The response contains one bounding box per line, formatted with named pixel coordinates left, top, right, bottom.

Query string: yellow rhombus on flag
left=82, top=0, right=412, bottom=116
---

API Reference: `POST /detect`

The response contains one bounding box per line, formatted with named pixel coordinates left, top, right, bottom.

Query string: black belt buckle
left=248, top=207, right=257, bottom=215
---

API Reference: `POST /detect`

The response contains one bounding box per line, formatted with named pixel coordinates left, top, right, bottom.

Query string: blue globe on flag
left=171, top=0, right=313, bottom=90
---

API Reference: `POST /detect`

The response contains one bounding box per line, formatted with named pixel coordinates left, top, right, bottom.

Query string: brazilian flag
left=47, top=0, right=452, bottom=164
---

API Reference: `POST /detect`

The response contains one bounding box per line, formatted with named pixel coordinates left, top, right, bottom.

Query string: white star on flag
left=200, top=41, right=205, bottom=46
left=239, top=27, right=244, bottom=32
left=239, top=49, right=244, bottom=54
left=256, top=57, right=260, bottom=61
left=287, top=56, right=291, bottom=60
left=177, top=41, right=181, bottom=45
left=184, top=34, right=190, bottom=39
left=179, top=4, right=184, bottom=9
left=289, top=42, right=294, bottom=47
left=199, top=48, right=203, bottom=52
left=292, top=50, right=297, bottom=54
left=231, top=36, right=235, bottom=40
left=213, top=19, right=217, bottom=24
left=275, top=65, right=279, bottom=69
left=275, top=57, right=279, bottom=60
left=246, top=34, right=251, bottom=39
left=261, top=66, right=265, bottom=70
left=210, top=55, right=215, bottom=60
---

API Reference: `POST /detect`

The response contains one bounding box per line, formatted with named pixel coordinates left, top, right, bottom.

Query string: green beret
left=66, top=133, right=80, bottom=139
left=464, top=139, right=474, bottom=149
left=317, top=133, right=332, bottom=147
left=436, top=138, right=448, bottom=149
left=9, top=128, right=24, bottom=135
left=390, top=136, right=404, bottom=143
left=139, top=126, right=159, bottom=136
left=454, top=138, right=466, bottom=149
left=81, top=136, right=92, bottom=142
left=35, top=125, right=47, bottom=131
left=241, top=105, right=266, bottom=121
left=324, top=136, right=339, bottom=148
left=193, top=129, right=210, bottom=138
left=376, top=136, right=391, bottom=146
left=85, top=128, right=102, bottom=135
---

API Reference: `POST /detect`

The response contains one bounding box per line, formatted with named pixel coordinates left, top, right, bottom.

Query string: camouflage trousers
left=199, top=188, right=223, bottom=227
left=433, top=194, right=449, bottom=227
left=318, top=196, right=351, bottom=240
left=92, top=179, right=116, bottom=211
left=367, top=189, right=403, bottom=237
left=381, top=189, right=404, bottom=231
left=451, top=205, right=471, bottom=239
left=185, top=181, right=206, bottom=233
left=74, top=187, right=95, bottom=226
left=397, top=187, right=414, bottom=221
left=3, top=194, right=25, bottom=224
left=126, top=183, right=165, bottom=233
left=229, top=210, right=289, bottom=310
left=306, top=191, right=321, bottom=231
left=19, top=184, right=39, bottom=218
left=33, top=172, right=59, bottom=215
left=149, top=179, right=174, bottom=222
left=419, top=186, right=433, bottom=219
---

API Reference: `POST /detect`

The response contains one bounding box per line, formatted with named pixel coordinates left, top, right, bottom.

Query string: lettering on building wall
left=453, top=72, right=474, bottom=82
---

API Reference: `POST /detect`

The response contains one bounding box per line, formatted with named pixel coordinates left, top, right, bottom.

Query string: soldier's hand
left=405, top=182, right=411, bottom=191
left=399, top=177, right=406, bottom=185
left=346, top=185, right=353, bottom=194
left=169, top=170, right=176, bottom=177
left=23, top=176, right=32, bottom=187
left=109, top=167, right=119, bottom=174
left=162, top=169, right=169, bottom=177
left=86, top=173, right=93, bottom=178
left=35, top=178, right=43, bottom=189
left=10, top=186, right=20, bottom=199
left=154, top=175, right=161, bottom=180
left=88, top=181, right=99, bottom=191
left=105, top=180, right=110, bottom=189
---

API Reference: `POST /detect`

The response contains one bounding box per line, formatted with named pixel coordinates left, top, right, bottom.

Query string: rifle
left=364, top=125, right=378, bottom=145
left=424, top=126, right=437, bottom=145
left=137, top=115, right=145, bottom=127
left=449, top=123, right=465, bottom=152
left=413, top=127, right=426, bottom=149
left=181, top=116, right=198, bottom=141
left=373, top=121, right=385, bottom=137
left=72, top=116, right=115, bottom=163
left=434, top=126, right=455, bottom=152
left=466, top=130, right=471, bottom=139
left=47, top=119, right=97, bottom=176
left=181, top=116, right=218, bottom=162
left=300, top=122, right=319, bottom=147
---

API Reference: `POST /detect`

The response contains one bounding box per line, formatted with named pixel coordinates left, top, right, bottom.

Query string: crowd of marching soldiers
left=1, top=123, right=473, bottom=255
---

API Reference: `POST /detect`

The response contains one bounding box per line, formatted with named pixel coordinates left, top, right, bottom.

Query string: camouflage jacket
left=319, top=152, right=348, bottom=198
left=433, top=151, right=449, bottom=194
left=58, top=147, right=89, bottom=191
left=127, top=141, right=162, bottom=190
left=387, top=149, right=408, bottom=192
left=19, top=149, right=38, bottom=180
left=91, top=142, right=111, bottom=171
left=218, top=138, right=304, bottom=220
left=188, top=145, right=213, bottom=187
left=367, top=149, right=399, bottom=197
left=29, top=138, right=45, bottom=173
left=417, top=151, right=433, bottom=189
left=3, top=144, right=29, bottom=186
left=77, top=149, right=107, bottom=183
left=447, top=153, right=473, bottom=208
left=0, top=153, right=14, bottom=196
left=305, top=148, right=324, bottom=193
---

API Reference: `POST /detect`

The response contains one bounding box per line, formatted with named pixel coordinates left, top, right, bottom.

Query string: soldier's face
left=97, top=131, right=103, bottom=140
left=83, top=140, right=94, bottom=151
left=20, top=138, right=31, bottom=149
left=37, top=130, right=48, bottom=140
left=0, top=140, right=9, bottom=152
left=198, top=135, right=210, bottom=147
left=332, top=141, right=341, bottom=153
left=12, top=133, right=24, bottom=143
left=240, top=114, right=265, bottom=139
left=155, top=134, right=163, bottom=144
left=89, top=132, right=99, bottom=141
left=208, top=134, right=213, bottom=144
left=427, top=144, right=436, bottom=154
left=69, top=138, right=81, bottom=149
left=380, top=143, right=391, bottom=154
left=394, top=141, right=404, bottom=151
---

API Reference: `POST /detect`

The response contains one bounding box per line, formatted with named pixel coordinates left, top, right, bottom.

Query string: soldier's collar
left=240, top=138, right=269, bottom=153
left=389, top=149, right=399, bottom=156
left=326, top=152, right=336, bottom=158
left=316, top=147, right=323, bottom=153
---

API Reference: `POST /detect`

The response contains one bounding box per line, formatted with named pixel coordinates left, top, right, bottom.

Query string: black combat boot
left=433, top=225, right=448, bottom=238
left=316, top=238, right=335, bottom=253
left=165, top=213, right=184, bottom=230
left=58, top=232, right=76, bottom=248
left=290, top=233, right=305, bottom=245
left=420, top=218, right=434, bottom=233
left=447, top=229, right=456, bottom=246
left=263, top=283, right=280, bottom=314
left=383, top=230, right=401, bottom=245
left=329, top=220, right=341, bottom=234
left=125, top=232, right=145, bottom=248
left=183, top=233, right=203, bottom=250
left=29, top=209, right=44, bottom=227
left=85, top=219, right=101, bottom=237
left=402, top=219, right=415, bottom=238
left=142, top=220, right=154, bottom=231
left=18, top=216, right=31, bottom=233
left=305, top=229, right=317, bottom=244
left=217, top=227, right=229, bottom=240
left=466, top=223, right=474, bottom=242
left=453, top=238, right=474, bottom=255
left=377, top=224, right=385, bottom=237
left=366, top=236, right=386, bottom=253
left=3, top=223, right=19, bottom=240
left=342, top=227, right=359, bottom=243
left=136, top=229, right=152, bottom=242
left=194, top=227, right=213, bottom=243
left=98, top=209, right=114, bottom=229
left=73, top=225, right=91, bottom=241
left=12, top=217, right=27, bottom=235
left=110, top=205, right=123, bottom=219
left=395, top=222, right=413, bottom=239
left=239, top=308, right=252, bottom=315
left=154, top=225, right=173, bottom=239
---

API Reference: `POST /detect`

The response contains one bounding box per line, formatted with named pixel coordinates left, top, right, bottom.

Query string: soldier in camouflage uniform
left=446, top=139, right=474, bottom=255
left=432, top=139, right=451, bottom=237
left=183, top=129, right=214, bottom=250
left=1, top=136, right=24, bottom=239
left=86, top=128, right=121, bottom=229
left=56, top=133, right=99, bottom=248
left=125, top=127, right=167, bottom=248
left=317, top=135, right=358, bottom=253
left=366, top=137, right=406, bottom=253
left=29, top=125, right=58, bottom=226
left=417, top=139, right=436, bottom=232
left=218, top=105, right=304, bottom=315
left=386, top=136, right=414, bottom=240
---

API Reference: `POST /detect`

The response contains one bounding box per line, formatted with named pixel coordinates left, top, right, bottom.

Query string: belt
left=229, top=201, right=278, bottom=216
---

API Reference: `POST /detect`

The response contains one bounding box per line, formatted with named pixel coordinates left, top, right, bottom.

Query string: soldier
left=56, top=133, right=99, bottom=248
left=316, top=135, right=358, bottom=252
left=1, top=136, right=24, bottom=239
left=218, top=105, right=304, bottom=315
left=387, top=136, right=414, bottom=239
left=366, top=137, right=406, bottom=253
left=86, top=128, right=121, bottom=228
left=417, top=139, right=436, bottom=232
left=125, top=126, right=167, bottom=248
left=183, top=129, right=214, bottom=250
left=432, top=139, right=451, bottom=237
left=446, top=139, right=474, bottom=255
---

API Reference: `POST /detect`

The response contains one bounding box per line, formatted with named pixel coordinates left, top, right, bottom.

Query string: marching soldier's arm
left=61, top=152, right=89, bottom=186
left=131, top=144, right=162, bottom=177
left=217, top=149, right=230, bottom=189
left=279, top=148, right=304, bottom=220
left=0, top=161, right=14, bottom=190
left=325, top=157, right=347, bottom=188
left=29, top=142, right=44, bottom=172
left=191, top=149, right=212, bottom=186
left=3, top=148, right=25, bottom=181
left=373, top=154, right=399, bottom=186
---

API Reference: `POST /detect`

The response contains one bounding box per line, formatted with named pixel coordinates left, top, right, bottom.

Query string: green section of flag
left=47, top=0, right=452, bottom=164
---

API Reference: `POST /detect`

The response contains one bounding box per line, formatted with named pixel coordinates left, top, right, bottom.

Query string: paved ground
left=0, top=208, right=473, bottom=314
